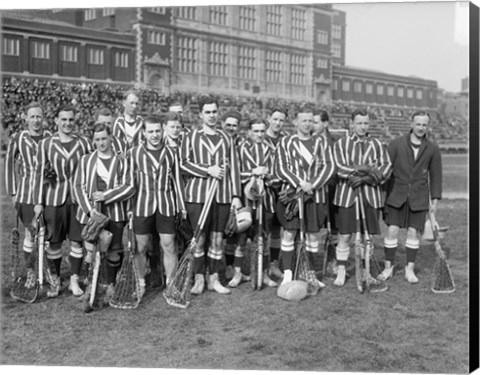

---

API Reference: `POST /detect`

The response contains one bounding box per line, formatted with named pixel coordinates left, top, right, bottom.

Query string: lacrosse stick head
left=163, top=247, right=194, bottom=308
left=431, top=256, right=455, bottom=294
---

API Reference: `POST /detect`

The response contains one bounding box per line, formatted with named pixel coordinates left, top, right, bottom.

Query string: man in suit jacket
left=5, top=102, right=51, bottom=288
left=379, top=111, right=442, bottom=283
left=128, top=115, right=186, bottom=300
left=181, top=96, right=242, bottom=295
left=74, top=124, right=134, bottom=298
left=33, top=105, right=93, bottom=297
left=112, top=90, right=144, bottom=148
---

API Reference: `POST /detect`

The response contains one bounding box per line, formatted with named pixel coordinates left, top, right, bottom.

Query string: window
left=366, top=83, right=373, bottom=94
left=115, top=51, right=129, bottom=68
left=290, top=54, right=306, bottom=85
left=333, top=78, right=338, bottom=91
left=32, top=41, right=50, bottom=59
left=88, top=48, right=104, bottom=65
left=177, top=36, right=197, bottom=73
left=176, top=7, right=196, bottom=19
left=265, top=50, right=282, bottom=82
left=416, top=89, right=423, bottom=100
left=398, top=87, right=404, bottom=97
left=407, top=88, right=414, bottom=98
left=238, top=46, right=255, bottom=79
left=332, top=43, right=341, bottom=58
left=210, top=6, right=227, bottom=25
left=149, top=7, right=166, bottom=14
left=148, top=31, right=166, bottom=45
left=3, top=37, right=20, bottom=56
left=376, top=84, right=384, bottom=95
left=266, top=5, right=282, bottom=35
left=102, top=8, right=115, bottom=16
left=354, top=81, right=362, bottom=93
left=317, top=30, right=328, bottom=44
left=332, top=24, right=342, bottom=39
left=387, top=86, right=394, bottom=96
left=85, top=9, right=96, bottom=21
left=316, top=58, right=327, bottom=69
left=60, top=45, right=78, bottom=62
left=342, top=80, right=350, bottom=92
left=291, top=8, right=306, bottom=40
left=209, top=41, right=227, bottom=76
left=239, top=6, right=256, bottom=31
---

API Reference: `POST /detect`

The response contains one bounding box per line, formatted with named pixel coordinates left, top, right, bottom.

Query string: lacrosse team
left=5, top=92, right=443, bottom=306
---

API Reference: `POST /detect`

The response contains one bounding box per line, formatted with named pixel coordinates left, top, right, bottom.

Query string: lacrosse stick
left=322, top=188, right=337, bottom=280
left=109, top=213, right=142, bottom=309
left=429, top=210, right=455, bottom=294
left=10, top=215, right=41, bottom=303
left=251, top=199, right=264, bottom=290
left=293, top=193, right=321, bottom=296
left=358, top=192, right=388, bottom=293
left=163, top=179, right=219, bottom=308
left=354, top=196, right=364, bottom=293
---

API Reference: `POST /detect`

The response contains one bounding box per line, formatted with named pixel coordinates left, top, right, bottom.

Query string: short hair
left=94, top=107, right=113, bottom=121
left=315, top=110, right=330, bottom=122
left=351, top=109, right=369, bottom=121
left=294, top=106, right=314, bottom=119
left=56, top=104, right=76, bottom=118
left=269, top=105, right=288, bottom=118
left=123, top=89, right=140, bottom=101
left=222, top=111, right=242, bottom=123
left=25, top=101, right=43, bottom=113
left=411, top=111, right=431, bottom=121
left=198, top=95, right=218, bottom=112
left=92, top=123, right=112, bottom=136
left=163, top=111, right=182, bottom=123
left=143, top=114, right=163, bottom=128
left=248, top=118, right=268, bottom=129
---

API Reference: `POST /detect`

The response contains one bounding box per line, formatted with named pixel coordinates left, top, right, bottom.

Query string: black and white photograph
left=0, top=0, right=475, bottom=374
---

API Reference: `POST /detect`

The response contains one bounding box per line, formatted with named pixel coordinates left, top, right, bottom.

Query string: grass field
left=0, top=153, right=470, bottom=373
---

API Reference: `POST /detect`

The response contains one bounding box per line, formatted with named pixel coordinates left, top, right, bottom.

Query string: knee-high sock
left=336, top=243, right=350, bottom=267
left=384, top=238, right=398, bottom=263
left=405, top=238, right=420, bottom=264
left=281, top=238, right=295, bottom=271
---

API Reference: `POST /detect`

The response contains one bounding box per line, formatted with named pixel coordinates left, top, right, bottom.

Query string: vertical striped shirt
left=112, top=114, right=145, bottom=149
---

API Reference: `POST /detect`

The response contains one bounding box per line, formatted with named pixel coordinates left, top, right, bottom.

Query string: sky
left=333, top=1, right=470, bottom=93
left=1, top=0, right=473, bottom=93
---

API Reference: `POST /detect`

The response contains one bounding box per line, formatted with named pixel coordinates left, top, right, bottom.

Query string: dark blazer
left=385, top=133, right=442, bottom=211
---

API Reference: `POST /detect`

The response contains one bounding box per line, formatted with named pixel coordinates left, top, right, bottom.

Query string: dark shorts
left=277, top=200, right=327, bottom=233
left=44, top=202, right=83, bottom=244
left=134, top=211, right=176, bottom=235
left=15, top=203, right=36, bottom=228
left=384, top=201, right=427, bottom=232
left=186, top=201, right=230, bottom=233
left=81, top=221, right=125, bottom=251
left=337, top=203, right=380, bottom=235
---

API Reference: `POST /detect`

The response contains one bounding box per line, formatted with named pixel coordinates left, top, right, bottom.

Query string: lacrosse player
left=275, top=106, right=335, bottom=286
left=94, top=107, right=127, bottom=156
left=181, top=96, right=242, bottom=295
left=163, top=111, right=183, bottom=149
left=229, top=118, right=279, bottom=287
left=33, top=105, right=93, bottom=297
left=5, top=102, right=52, bottom=288
left=128, top=115, right=186, bottom=300
left=74, top=123, right=134, bottom=299
left=112, top=90, right=144, bottom=148
left=380, top=111, right=442, bottom=283
left=332, top=109, right=392, bottom=287
left=265, top=106, right=289, bottom=279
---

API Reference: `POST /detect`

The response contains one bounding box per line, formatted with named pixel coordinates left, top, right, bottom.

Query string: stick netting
left=322, top=235, right=338, bottom=280
left=294, top=243, right=320, bottom=296
left=365, top=247, right=388, bottom=293
left=162, top=245, right=194, bottom=309
left=431, top=252, right=455, bottom=294
left=109, top=252, right=141, bottom=309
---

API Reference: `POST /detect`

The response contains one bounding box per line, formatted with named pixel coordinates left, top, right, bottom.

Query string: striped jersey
left=333, top=133, right=392, bottom=208
left=181, top=127, right=241, bottom=204
left=33, top=133, right=93, bottom=207
left=112, top=114, right=144, bottom=149
left=238, top=139, right=278, bottom=213
left=74, top=150, right=134, bottom=224
left=275, top=134, right=335, bottom=204
left=5, top=129, right=52, bottom=204
left=128, top=143, right=185, bottom=217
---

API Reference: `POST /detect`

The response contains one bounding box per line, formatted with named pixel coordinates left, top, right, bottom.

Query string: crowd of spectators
left=1, top=77, right=468, bottom=148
